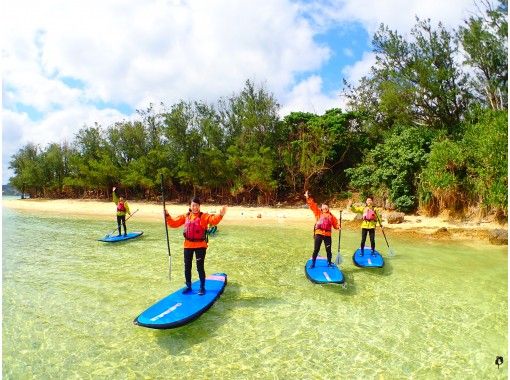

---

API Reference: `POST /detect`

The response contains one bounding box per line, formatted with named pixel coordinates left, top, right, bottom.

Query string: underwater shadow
left=350, top=258, right=394, bottom=277
left=319, top=268, right=359, bottom=296
left=152, top=280, right=284, bottom=355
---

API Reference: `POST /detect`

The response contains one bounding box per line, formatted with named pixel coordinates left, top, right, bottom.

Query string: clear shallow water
left=2, top=205, right=508, bottom=379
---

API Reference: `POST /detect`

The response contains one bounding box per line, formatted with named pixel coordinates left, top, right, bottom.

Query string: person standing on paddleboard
left=112, top=187, right=132, bottom=236
left=165, top=197, right=227, bottom=296
left=350, top=196, right=380, bottom=256
left=304, top=190, right=340, bottom=268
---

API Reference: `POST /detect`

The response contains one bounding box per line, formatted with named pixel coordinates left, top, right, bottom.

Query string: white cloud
left=342, top=51, right=377, bottom=86
left=2, top=0, right=484, bottom=183
left=302, top=0, right=478, bottom=35
left=280, top=76, right=346, bottom=117
left=3, top=0, right=331, bottom=182
left=343, top=48, right=354, bottom=58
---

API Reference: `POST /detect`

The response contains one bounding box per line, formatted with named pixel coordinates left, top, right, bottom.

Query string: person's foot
left=309, top=262, right=315, bottom=269
left=360, top=250, right=364, bottom=257
left=182, top=287, right=192, bottom=294
left=198, top=287, right=206, bottom=296
left=371, top=251, right=376, bottom=256
left=327, top=262, right=333, bottom=267
left=124, top=233, right=127, bottom=236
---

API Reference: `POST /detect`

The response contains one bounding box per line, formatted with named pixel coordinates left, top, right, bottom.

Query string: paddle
left=160, top=174, right=172, bottom=280
left=335, top=210, right=343, bottom=265
left=376, top=213, right=396, bottom=257
left=105, top=209, right=139, bottom=237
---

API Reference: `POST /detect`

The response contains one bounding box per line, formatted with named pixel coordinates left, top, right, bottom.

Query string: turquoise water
left=2, top=205, right=508, bottom=379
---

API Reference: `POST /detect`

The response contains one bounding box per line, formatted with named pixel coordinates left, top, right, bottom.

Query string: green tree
left=345, top=18, right=470, bottom=136
left=419, top=109, right=507, bottom=215
left=66, top=125, right=118, bottom=197
left=9, top=143, right=44, bottom=197
left=458, top=0, right=508, bottom=110
left=219, top=80, right=281, bottom=203
left=278, top=109, right=358, bottom=197
left=462, top=109, right=507, bottom=210
left=161, top=101, right=205, bottom=197
left=418, top=139, right=468, bottom=214
left=347, top=126, right=433, bottom=212
left=40, top=142, right=73, bottom=196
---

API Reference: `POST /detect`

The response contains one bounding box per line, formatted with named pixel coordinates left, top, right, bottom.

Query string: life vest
left=117, top=202, right=126, bottom=212
left=183, top=212, right=207, bottom=242
left=315, top=214, right=333, bottom=232
left=363, top=208, right=376, bottom=221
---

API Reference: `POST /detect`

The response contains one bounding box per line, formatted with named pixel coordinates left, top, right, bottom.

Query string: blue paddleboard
left=134, top=273, right=227, bottom=329
left=352, top=248, right=384, bottom=268
left=98, top=231, right=143, bottom=243
left=305, top=256, right=345, bottom=284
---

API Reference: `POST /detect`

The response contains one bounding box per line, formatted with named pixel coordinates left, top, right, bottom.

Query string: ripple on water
left=2, top=209, right=507, bottom=378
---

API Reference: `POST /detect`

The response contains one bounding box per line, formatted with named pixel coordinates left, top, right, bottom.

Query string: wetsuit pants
left=312, top=234, right=332, bottom=265
left=360, top=228, right=375, bottom=254
left=183, top=248, right=206, bottom=288
left=117, top=215, right=126, bottom=235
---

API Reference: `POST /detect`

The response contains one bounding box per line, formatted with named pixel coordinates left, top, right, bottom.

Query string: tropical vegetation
left=9, top=0, right=507, bottom=219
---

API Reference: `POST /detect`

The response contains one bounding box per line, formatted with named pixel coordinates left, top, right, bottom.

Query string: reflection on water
left=2, top=206, right=508, bottom=379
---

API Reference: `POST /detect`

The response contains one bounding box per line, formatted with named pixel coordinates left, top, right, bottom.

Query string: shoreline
left=2, top=198, right=508, bottom=243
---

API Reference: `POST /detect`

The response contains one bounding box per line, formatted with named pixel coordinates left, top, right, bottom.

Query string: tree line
left=9, top=1, right=507, bottom=218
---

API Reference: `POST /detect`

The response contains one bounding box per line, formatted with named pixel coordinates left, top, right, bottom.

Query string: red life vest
left=117, top=202, right=126, bottom=212
left=363, top=208, right=376, bottom=221
left=183, top=212, right=207, bottom=242
left=315, top=214, right=333, bottom=232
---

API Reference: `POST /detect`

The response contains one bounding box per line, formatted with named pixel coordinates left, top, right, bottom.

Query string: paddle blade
left=335, top=252, right=342, bottom=265
left=388, top=248, right=396, bottom=257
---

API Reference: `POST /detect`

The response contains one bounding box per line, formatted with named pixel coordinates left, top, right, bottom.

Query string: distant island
left=2, top=184, right=21, bottom=196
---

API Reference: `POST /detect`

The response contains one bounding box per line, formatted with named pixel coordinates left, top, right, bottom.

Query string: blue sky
left=2, top=0, right=483, bottom=184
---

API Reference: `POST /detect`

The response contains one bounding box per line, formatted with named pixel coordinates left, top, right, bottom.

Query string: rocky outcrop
left=386, top=212, right=405, bottom=224
left=489, top=229, right=508, bottom=245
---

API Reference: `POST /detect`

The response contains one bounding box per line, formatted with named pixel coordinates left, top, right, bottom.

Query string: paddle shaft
left=335, top=210, right=343, bottom=265
left=160, top=174, right=172, bottom=280
left=376, top=213, right=391, bottom=249
left=107, top=209, right=139, bottom=236
left=337, top=210, right=342, bottom=252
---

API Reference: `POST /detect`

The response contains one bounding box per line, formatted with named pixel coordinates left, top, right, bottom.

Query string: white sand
left=3, top=198, right=507, bottom=241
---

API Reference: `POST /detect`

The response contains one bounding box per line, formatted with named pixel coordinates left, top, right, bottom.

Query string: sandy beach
left=3, top=197, right=507, bottom=243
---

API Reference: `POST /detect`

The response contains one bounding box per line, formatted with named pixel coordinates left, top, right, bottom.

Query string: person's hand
left=113, top=186, right=116, bottom=191
left=219, top=205, right=228, bottom=216
left=304, top=190, right=309, bottom=199
left=164, top=210, right=169, bottom=218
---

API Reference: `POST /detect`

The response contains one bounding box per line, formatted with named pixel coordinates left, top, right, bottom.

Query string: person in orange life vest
left=304, top=190, right=340, bottom=268
left=350, top=197, right=380, bottom=256
left=112, top=187, right=131, bottom=236
left=165, top=197, right=227, bottom=296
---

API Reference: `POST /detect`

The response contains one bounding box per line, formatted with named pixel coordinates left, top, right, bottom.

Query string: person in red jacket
left=165, top=197, right=227, bottom=295
left=304, top=190, right=340, bottom=268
